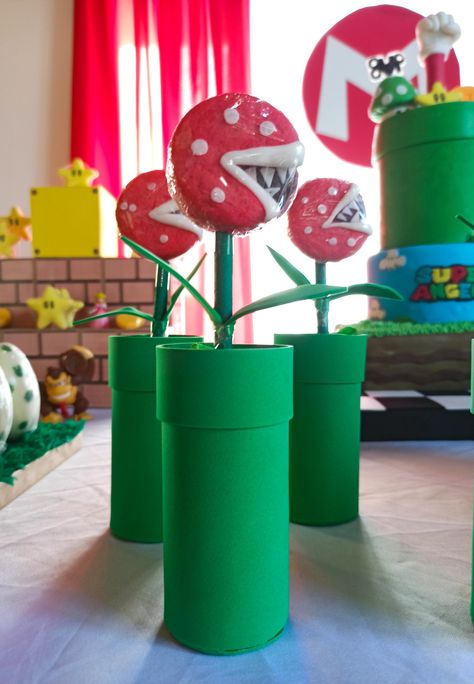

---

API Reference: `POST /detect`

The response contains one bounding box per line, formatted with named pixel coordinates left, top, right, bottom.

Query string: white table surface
left=1, top=411, right=473, bottom=684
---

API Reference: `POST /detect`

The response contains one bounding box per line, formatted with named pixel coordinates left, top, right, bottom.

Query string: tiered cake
left=368, top=102, right=474, bottom=324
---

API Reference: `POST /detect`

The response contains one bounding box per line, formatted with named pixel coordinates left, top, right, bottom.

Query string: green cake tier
left=374, top=102, right=474, bottom=249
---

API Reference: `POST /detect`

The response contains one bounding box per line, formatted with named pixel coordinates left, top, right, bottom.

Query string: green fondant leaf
left=18, top=421, right=28, bottom=430
left=24, top=390, right=34, bottom=402
left=165, top=252, right=207, bottom=320
left=1, top=344, right=12, bottom=352
left=327, top=283, right=403, bottom=302
left=74, top=306, right=154, bottom=326
left=121, top=236, right=222, bottom=325
left=228, top=284, right=347, bottom=324
left=9, top=384, right=14, bottom=393
left=267, top=246, right=310, bottom=286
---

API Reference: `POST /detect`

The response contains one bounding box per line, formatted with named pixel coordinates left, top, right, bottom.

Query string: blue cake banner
left=367, top=243, right=474, bottom=323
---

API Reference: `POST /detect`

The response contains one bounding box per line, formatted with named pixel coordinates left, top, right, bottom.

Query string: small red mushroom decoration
left=116, top=170, right=202, bottom=260
left=288, top=178, right=372, bottom=262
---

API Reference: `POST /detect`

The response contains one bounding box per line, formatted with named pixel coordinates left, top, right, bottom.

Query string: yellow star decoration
left=0, top=207, right=31, bottom=257
left=27, top=285, right=84, bottom=330
left=415, top=81, right=462, bottom=107
left=57, top=158, right=99, bottom=187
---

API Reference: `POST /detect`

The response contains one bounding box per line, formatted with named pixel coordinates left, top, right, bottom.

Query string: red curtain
left=71, top=0, right=121, bottom=197
left=71, top=0, right=253, bottom=342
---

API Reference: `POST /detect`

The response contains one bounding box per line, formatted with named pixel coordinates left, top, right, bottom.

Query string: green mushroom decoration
left=369, top=76, right=417, bottom=122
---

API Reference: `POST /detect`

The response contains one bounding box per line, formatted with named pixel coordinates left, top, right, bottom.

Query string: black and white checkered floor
left=361, top=390, right=474, bottom=441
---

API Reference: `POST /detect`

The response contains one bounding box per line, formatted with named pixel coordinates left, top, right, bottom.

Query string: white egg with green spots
left=0, top=343, right=40, bottom=440
left=0, top=366, right=13, bottom=453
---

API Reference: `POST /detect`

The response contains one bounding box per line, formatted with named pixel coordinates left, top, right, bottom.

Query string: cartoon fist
left=416, top=12, right=461, bottom=59
left=167, top=93, right=304, bottom=234
left=287, top=179, right=372, bottom=263
left=116, top=170, right=202, bottom=260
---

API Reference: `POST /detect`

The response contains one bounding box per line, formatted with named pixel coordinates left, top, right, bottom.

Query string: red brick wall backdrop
left=0, top=257, right=158, bottom=407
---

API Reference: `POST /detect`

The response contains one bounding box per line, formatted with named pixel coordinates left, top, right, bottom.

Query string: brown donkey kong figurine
left=40, top=345, right=94, bottom=423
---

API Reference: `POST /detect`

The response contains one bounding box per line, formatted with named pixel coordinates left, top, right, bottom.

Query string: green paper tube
left=156, top=343, right=293, bottom=654
left=275, top=333, right=367, bottom=526
left=108, top=334, right=202, bottom=543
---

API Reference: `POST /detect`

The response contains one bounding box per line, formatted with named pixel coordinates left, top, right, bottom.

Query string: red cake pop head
left=167, top=93, right=305, bottom=235
left=288, top=179, right=372, bottom=262
left=116, top=170, right=202, bottom=260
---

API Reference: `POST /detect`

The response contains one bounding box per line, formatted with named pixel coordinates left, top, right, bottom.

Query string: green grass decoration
left=121, top=235, right=348, bottom=347
left=343, top=319, right=474, bottom=337
left=0, top=420, right=84, bottom=485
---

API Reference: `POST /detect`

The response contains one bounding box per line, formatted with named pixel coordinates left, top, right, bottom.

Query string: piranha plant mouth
left=220, top=141, right=305, bottom=220
left=323, top=184, right=372, bottom=234
left=148, top=199, right=203, bottom=238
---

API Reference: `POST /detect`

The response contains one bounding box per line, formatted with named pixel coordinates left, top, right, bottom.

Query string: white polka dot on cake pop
left=327, top=237, right=338, bottom=245
left=129, top=204, right=137, bottom=212
left=160, top=235, right=169, bottom=243
left=147, top=182, right=157, bottom=191
left=328, top=186, right=338, bottom=196
left=317, top=204, right=327, bottom=214
left=347, top=237, right=357, bottom=247
left=301, top=197, right=309, bottom=204
left=396, top=84, right=408, bottom=95
left=211, top=187, right=225, bottom=203
left=191, top=139, right=208, bottom=155
left=259, top=121, right=276, bottom=136
left=304, top=226, right=313, bottom=234
left=223, top=108, right=239, bottom=124
left=119, top=201, right=128, bottom=210
left=381, top=93, right=393, bottom=106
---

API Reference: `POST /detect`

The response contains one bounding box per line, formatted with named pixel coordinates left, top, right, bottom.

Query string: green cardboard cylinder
left=374, top=103, right=474, bottom=249
left=275, top=333, right=367, bottom=526
left=156, top=343, right=293, bottom=654
left=108, top=334, right=201, bottom=543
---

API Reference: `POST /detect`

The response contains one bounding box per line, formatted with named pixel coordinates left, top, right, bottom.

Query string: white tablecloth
left=0, top=411, right=473, bottom=683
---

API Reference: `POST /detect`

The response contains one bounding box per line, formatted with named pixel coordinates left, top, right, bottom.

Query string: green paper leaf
left=73, top=306, right=154, bottom=326
left=267, top=246, right=310, bottom=286
left=327, top=283, right=403, bottom=302
left=121, top=236, right=222, bottom=325
left=165, top=252, right=207, bottom=319
left=228, top=284, right=347, bottom=324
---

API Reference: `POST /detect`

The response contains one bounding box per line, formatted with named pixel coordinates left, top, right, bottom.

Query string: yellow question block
left=30, top=186, right=118, bottom=257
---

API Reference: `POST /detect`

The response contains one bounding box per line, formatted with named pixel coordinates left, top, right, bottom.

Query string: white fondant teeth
left=238, top=165, right=296, bottom=207
left=261, top=166, right=274, bottom=187
left=220, top=141, right=304, bottom=221
left=323, top=184, right=372, bottom=235
left=148, top=199, right=203, bottom=238
left=335, top=200, right=360, bottom=223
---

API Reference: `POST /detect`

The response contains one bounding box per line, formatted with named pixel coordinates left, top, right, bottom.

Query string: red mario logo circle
left=303, top=5, right=460, bottom=167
